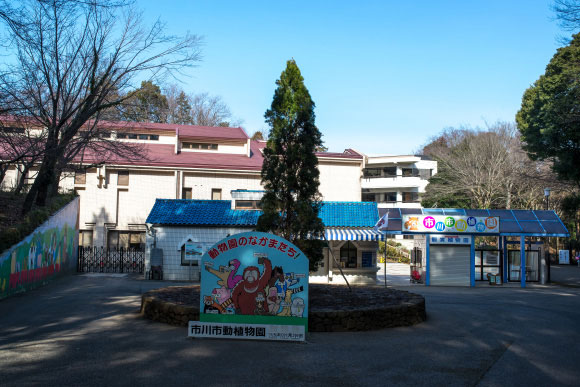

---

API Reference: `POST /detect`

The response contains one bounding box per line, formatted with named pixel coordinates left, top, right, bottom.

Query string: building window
left=107, top=231, right=145, bottom=250
left=116, top=133, right=159, bottom=141
left=402, top=192, right=419, bottom=203
left=402, top=168, right=419, bottom=177
left=235, top=200, right=261, bottom=210
left=383, top=167, right=397, bottom=177
left=78, top=130, right=111, bottom=139
left=385, top=192, right=397, bottom=202
left=363, top=168, right=382, bottom=178
left=361, top=192, right=375, bottom=202
left=2, top=126, right=25, bottom=134
left=211, top=188, right=222, bottom=200
left=117, top=171, right=129, bottom=186
left=182, top=142, right=218, bottom=150
left=403, top=235, right=415, bottom=240
left=79, top=230, right=93, bottom=247
left=340, top=241, right=358, bottom=268
left=182, top=187, right=192, bottom=199
left=74, top=171, right=86, bottom=185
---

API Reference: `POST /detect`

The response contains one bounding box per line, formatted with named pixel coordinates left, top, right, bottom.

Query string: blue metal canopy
left=378, top=208, right=569, bottom=237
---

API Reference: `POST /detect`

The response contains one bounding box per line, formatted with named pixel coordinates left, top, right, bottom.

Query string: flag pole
left=374, top=211, right=389, bottom=289
left=384, top=231, right=387, bottom=288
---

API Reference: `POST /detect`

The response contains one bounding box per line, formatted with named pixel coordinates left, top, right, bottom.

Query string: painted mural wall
left=0, top=197, right=79, bottom=299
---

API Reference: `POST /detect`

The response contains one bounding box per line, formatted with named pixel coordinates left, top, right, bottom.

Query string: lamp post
left=544, top=187, right=551, bottom=210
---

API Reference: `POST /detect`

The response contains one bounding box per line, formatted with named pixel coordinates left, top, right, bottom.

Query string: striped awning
left=324, top=228, right=384, bottom=241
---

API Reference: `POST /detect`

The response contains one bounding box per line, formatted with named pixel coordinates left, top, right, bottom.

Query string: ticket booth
left=379, top=208, right=569, bottom=288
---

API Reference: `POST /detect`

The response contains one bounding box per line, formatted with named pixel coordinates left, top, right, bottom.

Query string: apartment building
left=361, top=154, right=437, bottom=209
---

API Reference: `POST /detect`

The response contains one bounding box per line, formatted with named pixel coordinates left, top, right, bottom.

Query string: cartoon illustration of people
left=226, top=259, right=243, bottom=289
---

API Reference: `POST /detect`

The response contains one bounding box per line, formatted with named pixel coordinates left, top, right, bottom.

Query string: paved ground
left=377, top=261, right=416, bottom=287
left=1, top=271, right=580, bottom=386
left=551, top=263, right=580, bottom=287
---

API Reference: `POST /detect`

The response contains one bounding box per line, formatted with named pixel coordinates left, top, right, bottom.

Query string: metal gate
left=77, top=247, right=145, bottom=274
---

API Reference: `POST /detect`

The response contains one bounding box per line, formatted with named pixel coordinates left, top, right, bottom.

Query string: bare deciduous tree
left=0, top=0, right=202, bottom=213
left=554, top=0, right=580, bottom=31
left=421, top=122, right=563, bottom=209
left=0, top=117, right=46, bottom=191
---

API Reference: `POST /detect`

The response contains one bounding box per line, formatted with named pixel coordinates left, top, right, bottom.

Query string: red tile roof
left=76, top=141, right=264, bottom=171
left=95, top=120, right=249, bottom=141
left=252, top=141, right=362, bottom=160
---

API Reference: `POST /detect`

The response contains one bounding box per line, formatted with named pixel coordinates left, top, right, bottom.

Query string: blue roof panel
left=146, top=200, right=261, bottom=226
left=465, top=209, right=491, bottom=217
left=146, top=199, right=380, bottom=228
left=541, top=221, right=568, bottom=235
left=535, top=210, right=559, bottom=221
left=512, top=210, right=537, bottom=221
left=488, top=210, right=516, bottom=220
left=319, top=201, right=379, bottom=227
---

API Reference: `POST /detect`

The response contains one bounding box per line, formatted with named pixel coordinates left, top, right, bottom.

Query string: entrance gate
left=77, top=247, right=145, bottom=274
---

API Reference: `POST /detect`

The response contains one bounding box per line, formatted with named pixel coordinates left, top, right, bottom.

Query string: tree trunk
left=22, top=150, right=58, bottom=214
left=0, top=165, right=8, bottom=189
left=48, top=169, right=62, bottom=198
left=14, top=164, right=31, bottom=194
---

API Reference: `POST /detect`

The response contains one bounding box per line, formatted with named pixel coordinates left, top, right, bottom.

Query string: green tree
left=172, top=91, right=193, bottom=125
left=123, top=81, right=169, bottom=123
left=516, top=33, right=580, bottom=188
left=256, top=60, right=325, bottom=271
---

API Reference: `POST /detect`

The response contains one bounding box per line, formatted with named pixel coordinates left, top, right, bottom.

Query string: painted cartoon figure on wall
left=199, top=232, right=309, bottom=328
left=1, top=218, right=77, bottom=299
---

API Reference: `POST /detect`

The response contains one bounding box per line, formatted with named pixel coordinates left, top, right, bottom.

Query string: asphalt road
left=1, top=273, right=579, bottom=386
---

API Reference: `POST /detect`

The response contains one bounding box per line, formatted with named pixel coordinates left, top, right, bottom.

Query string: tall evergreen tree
left=516, top=33, right=580, bottom=188
left=123, top=81, right=169, bottom=123
left=257, top=60, right=325, bottom=271
left=173, top=91, right=193, bottom=124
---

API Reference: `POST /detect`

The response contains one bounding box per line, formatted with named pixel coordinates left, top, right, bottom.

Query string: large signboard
left=403, top=215, right=499, bottom=234
left=190, top=232, right=308, bottom=341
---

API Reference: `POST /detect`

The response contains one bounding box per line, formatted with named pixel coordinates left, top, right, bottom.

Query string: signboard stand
left=559, top=250, right=570, bottom=265
left=183, top=239, right=202, bottom=282
left=190, top=232, right=309, bottom=342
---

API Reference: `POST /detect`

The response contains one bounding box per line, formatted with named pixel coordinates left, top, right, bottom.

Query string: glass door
left=508, top=250, right=539, bottom=282
left=475, top=250, right=502, bottom=281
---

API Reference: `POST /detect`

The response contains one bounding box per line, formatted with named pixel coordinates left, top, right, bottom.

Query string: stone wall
left=140, top=285, right=426, bottom=331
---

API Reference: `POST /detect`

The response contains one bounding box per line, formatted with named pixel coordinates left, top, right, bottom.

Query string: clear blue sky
left=138, top=0, right=564, bottom=154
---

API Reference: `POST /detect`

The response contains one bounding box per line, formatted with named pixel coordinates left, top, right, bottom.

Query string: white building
left=361, top=154, right=437, bottom=248
left=16, top=121, right=365, bottom=250
left=361, top=154, right=437, bottom=209
left=1, top=120, right=438, bottom=258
